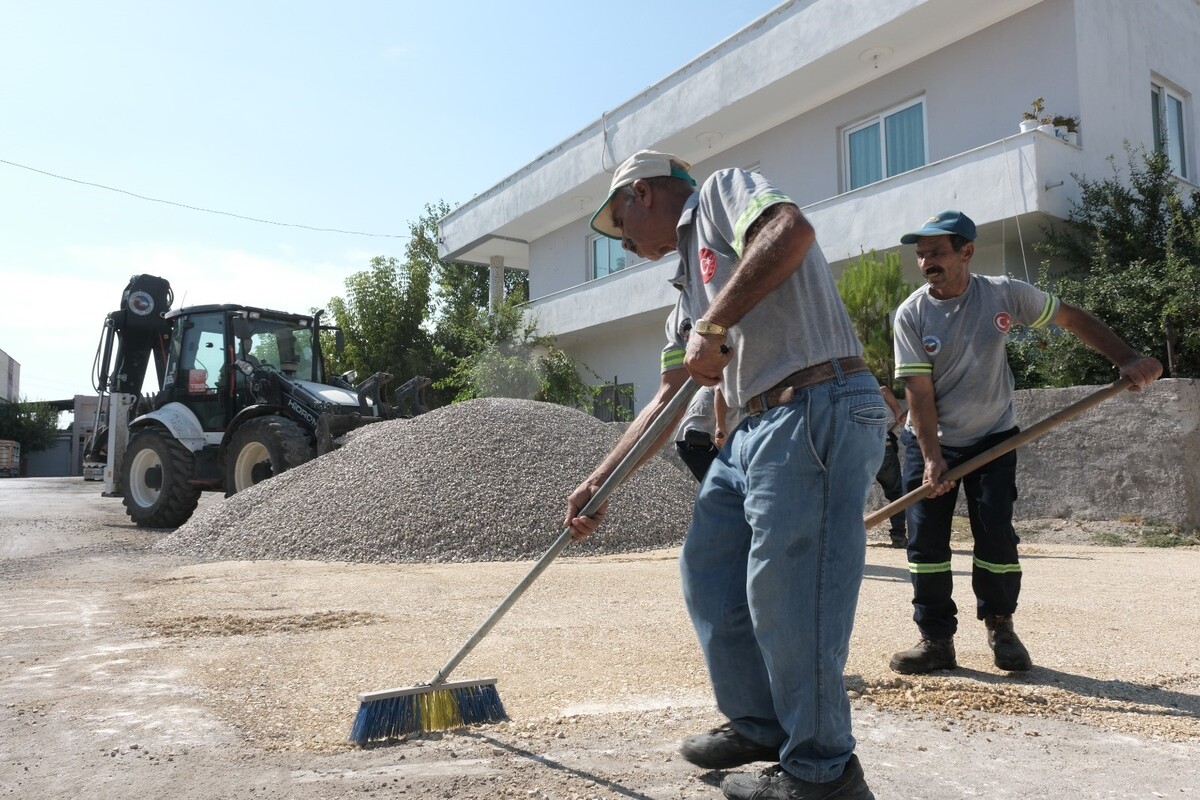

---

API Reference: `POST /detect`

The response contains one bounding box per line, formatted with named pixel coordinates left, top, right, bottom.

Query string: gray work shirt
left=661, top=169, right=862, bottom=411
left=894, top=274, right=1059, bottom=447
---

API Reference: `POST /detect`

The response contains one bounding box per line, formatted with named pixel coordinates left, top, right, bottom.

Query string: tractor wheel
left=121, top=427, right=202, bottom=528
left=225, top=415, right=313, bottom=496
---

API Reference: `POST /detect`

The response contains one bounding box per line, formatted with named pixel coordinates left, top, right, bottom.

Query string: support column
left=489, top=255, right=505, bottom=312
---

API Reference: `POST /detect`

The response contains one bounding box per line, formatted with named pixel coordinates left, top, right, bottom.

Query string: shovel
left=865, top=377, right=1133, bottom=529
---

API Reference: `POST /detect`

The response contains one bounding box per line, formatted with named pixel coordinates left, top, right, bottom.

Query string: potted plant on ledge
left=1020, top=97, right=1045, bottom=133
left=1020, top=98, right=1081, bottom=145
left=1052, top=114, right=1080, bottom=145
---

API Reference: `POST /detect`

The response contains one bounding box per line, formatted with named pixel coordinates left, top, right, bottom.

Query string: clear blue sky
left=0, top=0, right=780, bottom=403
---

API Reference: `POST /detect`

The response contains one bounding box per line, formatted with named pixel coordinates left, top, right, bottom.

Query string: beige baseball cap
left=589, top=150, right=696, bottom=239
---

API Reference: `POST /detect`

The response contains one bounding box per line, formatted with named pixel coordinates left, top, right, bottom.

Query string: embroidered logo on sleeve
left=994, top=312, right=1012, bottom=333
left=922, top=335, right=942, bottom=355
left=699, top=248, right=717, bottom=283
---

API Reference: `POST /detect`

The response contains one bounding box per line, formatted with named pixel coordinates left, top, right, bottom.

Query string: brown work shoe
left=721, top=756, right=875, bottom=800
left=985, top=615, right=1033, bottom=671
left=888, top=636, right=957, bottom=674
left=680, top=722, right=778, bottom=769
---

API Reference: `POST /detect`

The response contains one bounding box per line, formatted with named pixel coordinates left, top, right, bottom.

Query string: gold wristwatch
left=693, top=318, right=729, bottom=336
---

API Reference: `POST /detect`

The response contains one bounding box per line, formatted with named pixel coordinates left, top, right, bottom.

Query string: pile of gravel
left=159, top=398, right=698, bottom=564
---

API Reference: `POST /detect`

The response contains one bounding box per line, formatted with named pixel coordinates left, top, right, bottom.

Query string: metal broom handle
left=865, top=377, right=1133, bottom=529
left=427, top=377, right=702, bottom=688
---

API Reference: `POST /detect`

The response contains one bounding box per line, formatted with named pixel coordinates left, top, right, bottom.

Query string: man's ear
left=961, top=241, right=975, bottom=261
left=633, top=179, right=652, bottom=205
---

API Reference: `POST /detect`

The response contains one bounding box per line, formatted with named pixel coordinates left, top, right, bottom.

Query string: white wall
left=1076, top=0, right=1200, bottom=183
left=562, top=318, right=667, bottom=414
left=0, top=348, right=19, bottom=403
left=528, top=221, right=589, bottom=299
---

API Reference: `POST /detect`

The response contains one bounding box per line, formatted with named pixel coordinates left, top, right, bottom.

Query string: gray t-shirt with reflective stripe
left=660, top=169, right=862, bottom=411
left=894, top=274, right=1058, bottom=447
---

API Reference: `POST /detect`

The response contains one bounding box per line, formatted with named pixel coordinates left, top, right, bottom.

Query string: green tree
left=1007, top=144, right=1200, bottom=387
left=417, top=200, right=530, bottom=379
left=326, top=255, right=436, bottom=392
left=836, top=249, right=915, bottom=387
left=325, top=201, right=567, bottom=411
left=0, top=399, right=61, bottom=454
left=445, top=301, right=591, bottom=408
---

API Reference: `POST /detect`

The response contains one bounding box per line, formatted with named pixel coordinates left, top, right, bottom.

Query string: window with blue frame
left=1152, top=81, right=1189, bottom=180
left=844, top=99, right=927, bottom=191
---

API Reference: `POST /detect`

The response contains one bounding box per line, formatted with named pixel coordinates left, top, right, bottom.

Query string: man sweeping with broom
left=566, top=150, right=884, bottom=800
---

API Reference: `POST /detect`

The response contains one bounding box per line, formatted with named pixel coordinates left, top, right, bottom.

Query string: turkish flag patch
left=994, top=312, right=1012, bottom=333
left=699, top=248, right=717, bottom=283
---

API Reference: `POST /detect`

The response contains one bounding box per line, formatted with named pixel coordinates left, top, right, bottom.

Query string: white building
left=440, top=0, right=1199, bottom=414
left=0, top=347, right=19, bottom=404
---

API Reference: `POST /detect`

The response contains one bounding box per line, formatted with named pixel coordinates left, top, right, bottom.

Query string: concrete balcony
left=526, top=256, right=680, bottom=343
left=528, top=129, right=1084, bottom=340
left=811, top=129, right=1085, bottom=267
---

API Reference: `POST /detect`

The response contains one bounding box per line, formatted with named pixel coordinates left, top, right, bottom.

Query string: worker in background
left=875, top=381, right=908, bottom=548
left=675, top=385, right=729, bottom=482
left=890, top=209, right=1162, bottom=676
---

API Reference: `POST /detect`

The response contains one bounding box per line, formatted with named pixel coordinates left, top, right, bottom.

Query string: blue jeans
left=680, top=370, right=885, bottom=783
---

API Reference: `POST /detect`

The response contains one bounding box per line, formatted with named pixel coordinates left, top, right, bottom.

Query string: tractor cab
left=158, top=305, right=343, bottom=432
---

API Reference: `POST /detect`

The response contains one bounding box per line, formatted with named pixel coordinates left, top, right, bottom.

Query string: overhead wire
left=0, top=157, right=409, bottom=239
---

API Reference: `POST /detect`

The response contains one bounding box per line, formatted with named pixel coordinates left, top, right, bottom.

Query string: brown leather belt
left=744, top=357, right=870, bottom=416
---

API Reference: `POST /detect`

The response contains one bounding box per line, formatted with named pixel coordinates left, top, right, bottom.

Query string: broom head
left=349, top=677, right=506, bottom=745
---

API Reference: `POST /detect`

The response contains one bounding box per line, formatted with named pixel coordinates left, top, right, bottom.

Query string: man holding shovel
left=567, top=150, right=883, bottom=800
left=889, top=210, right=1162, bottom=675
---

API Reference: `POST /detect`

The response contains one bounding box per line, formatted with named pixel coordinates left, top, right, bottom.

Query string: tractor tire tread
left=121, top=427, right=201, bottom=529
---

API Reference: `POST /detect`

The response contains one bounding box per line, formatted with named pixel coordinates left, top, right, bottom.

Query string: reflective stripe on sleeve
left=662, top=348, right=686, bottom=371
left=896, top=362, right=933, bottom=377
left=732, top=193, right=791, bottom=257
left=1031, top=294, right=1060, bottom=328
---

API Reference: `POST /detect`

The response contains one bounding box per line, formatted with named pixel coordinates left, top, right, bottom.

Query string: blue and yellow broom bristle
left=349, top=678, right=506, bottom=745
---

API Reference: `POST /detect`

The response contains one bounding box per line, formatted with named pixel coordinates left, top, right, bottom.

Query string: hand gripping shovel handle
left=865, top=377, right=1133, bottom=530
left=426, top=378, right=703, bottom=688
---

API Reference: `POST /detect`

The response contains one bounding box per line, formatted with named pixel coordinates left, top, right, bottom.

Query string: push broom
left=864, top=376, right=1134, bottom=529
left=350, top=378, right=702, bottom=745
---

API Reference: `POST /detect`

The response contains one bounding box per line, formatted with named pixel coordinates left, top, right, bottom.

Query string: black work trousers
left=676, top=440, right=719, bottom=483
left=900, top=426, right=1021, bottom=639
left=875, top=432, right=906, bottom=538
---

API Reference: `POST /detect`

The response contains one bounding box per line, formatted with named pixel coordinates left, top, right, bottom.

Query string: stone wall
left=1010, top=378, right=1200, bottom=526
left=644, top=378, right=1200, bottom=528
left=869, top=378, right=1200, bottom=527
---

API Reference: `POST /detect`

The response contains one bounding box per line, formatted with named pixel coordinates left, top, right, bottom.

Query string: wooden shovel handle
left=864, top=377, right=1133, bottom=530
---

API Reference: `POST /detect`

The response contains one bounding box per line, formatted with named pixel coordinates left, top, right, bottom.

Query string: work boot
left=889, top=531, right=907, bottom=549
left=680, top=722, right=778, bottom=769
left=985, top=614, right=1033, bottom=671
left=721, top=755, right=875, bottom=800
left=888, top=636, right=957, bottom=674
